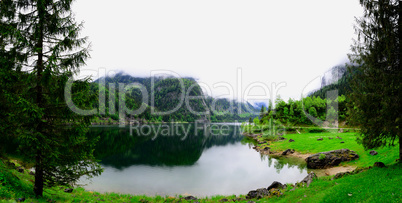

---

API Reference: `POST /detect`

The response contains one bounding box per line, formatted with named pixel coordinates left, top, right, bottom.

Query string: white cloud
left=73, top=0, right=363, bottom=101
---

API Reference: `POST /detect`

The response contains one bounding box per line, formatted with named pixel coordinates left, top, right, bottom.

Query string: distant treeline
left=256, top=94, right=349, bottom=126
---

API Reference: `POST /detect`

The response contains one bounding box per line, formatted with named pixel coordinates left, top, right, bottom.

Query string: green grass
left=258, top=132, right=399, bottom=167
left=274, top=163, right=402, bottom=203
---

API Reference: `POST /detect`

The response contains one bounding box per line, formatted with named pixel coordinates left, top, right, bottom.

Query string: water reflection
left=83, top=123, right=308, bottom=196
left=240, top=138, right=307, bottom=174
left=89, top=124, right=244, bottom=169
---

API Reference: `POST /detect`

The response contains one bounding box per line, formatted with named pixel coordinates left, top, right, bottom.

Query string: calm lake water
left=81, top=123, right=308, bottom=197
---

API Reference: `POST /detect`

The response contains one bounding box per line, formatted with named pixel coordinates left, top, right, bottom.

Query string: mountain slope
left=91, top=73, right=258, bottom=122
left=309, top=65, right=354, bottom=98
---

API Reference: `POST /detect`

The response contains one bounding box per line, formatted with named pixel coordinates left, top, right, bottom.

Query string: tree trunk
left=399, top=0, right=402, bottom=163
left=399, top=135, right=401, bottom=163
left=33, top=153, right=44, bottom=196
left=34, top=0, right=45, bottom=197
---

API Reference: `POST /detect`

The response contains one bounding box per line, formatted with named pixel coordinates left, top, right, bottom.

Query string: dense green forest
left=89, top=73, right=258, bottom=123
left=256, top=95, right=348, bottom=127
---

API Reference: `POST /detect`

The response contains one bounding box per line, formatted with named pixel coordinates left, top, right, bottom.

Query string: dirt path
left=312, top=165, right=357, bottom=177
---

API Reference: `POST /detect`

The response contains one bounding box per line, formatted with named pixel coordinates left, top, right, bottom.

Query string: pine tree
left=267, top=100, right=273, bottom=113
left=2, top=0, right=103, bottom=196
left=0, top=0, right=26, bottom=153
left=349, top=0, right=401, bottom=161
left=259, top=105, right=265, bottom=118
left=248, top=117, right=252, bottom=132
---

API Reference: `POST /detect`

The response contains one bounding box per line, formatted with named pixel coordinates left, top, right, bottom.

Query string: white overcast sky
left=72, top=0, right=363, bottom=104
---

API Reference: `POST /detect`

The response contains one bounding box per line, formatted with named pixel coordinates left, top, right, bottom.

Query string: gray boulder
left=370, top=150, right=378, bottom=156
left=282, top=149, right=295, bottom=155
left=183, top=196, right=197, bottom=201
left=305, top=149, right=359, bottom=169
left=300, top=172, right=317, bottom=187
left=64, top=188, right=73, bottom=193
left=16, top=167, right=24, bottom=173
left=8, top=162, right=16, bottom=168
left=232, top=198, right=246, bottom=202
left=374, top=162, right=385, bottom=168
left=246, top=188, right=270, bottom=199
left=267, top=181, right=284, bottom=190
left=16, top=198, right=25, bottom=202
left=332, top=171, right=350, bottom=180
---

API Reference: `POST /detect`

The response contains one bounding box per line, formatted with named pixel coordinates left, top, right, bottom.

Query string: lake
left=81, top=123, right=308, bottom=197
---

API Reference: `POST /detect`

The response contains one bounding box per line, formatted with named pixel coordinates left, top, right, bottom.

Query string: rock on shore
left=305, top=149, right=359, bottom=169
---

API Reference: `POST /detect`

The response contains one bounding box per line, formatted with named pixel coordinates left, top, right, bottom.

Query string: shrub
left=110, top=114, right=119, bottom=121
left=285, top=127, right=296, bottom=132
left=307, top=127, right=327, bottom=133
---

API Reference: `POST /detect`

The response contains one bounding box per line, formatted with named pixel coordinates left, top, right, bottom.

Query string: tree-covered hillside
left=90, top=73, right=258, bottom=123
left=205, top=97, right=257, bottom=122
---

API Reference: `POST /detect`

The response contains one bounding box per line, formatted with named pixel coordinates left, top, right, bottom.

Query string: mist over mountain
left=309, top=64, right=354, bottom=98
left=320, top=65, right=347, bottom=88
left=251, top=101, right=267, bottom=109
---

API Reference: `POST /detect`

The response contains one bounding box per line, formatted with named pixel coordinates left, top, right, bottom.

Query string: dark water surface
left=80, top=124, right=308, bottom=196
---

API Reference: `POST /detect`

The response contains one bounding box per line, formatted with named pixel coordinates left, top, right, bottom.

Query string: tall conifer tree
left=349, top=0, right=401, bottom=161
left=1, top=0, right=102, bottom=196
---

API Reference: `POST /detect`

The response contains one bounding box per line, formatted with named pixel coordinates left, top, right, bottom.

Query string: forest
left=88, top=73, right=259, bottom=123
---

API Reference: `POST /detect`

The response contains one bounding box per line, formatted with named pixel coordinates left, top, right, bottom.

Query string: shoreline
left=244, top=133, right=357, bottom=177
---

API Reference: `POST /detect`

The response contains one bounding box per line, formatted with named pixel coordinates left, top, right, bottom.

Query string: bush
left=307, top=127, right=327, bottom=133
left=285, top=127, right=296, bottom=132
left=110, top=114, right=119, bottom=121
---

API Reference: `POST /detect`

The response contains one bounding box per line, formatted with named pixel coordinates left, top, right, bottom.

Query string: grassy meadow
left=257, top=131, right=400, bottom=167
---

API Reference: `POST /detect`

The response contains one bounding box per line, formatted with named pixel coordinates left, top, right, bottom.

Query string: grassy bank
left=254, top=131, right=399, bottom=167
left=276, top=163, right=402, bottom=202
